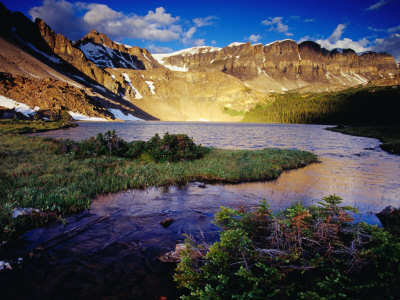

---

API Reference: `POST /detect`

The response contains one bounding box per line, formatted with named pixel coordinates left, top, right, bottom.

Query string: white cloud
left=29, top=0, right=88, bottom=39
left=371, top=33, right=400, bottom=62
left=193, top=16, right=215, bottom=27
left=369, top=24, right=400, bottom=33
left=211, top=40, right=217, bottom=45
left=366, top=0, right=390, bottom=11
left=262, top=17, right=289, bottom=33
left=316, top=37, right=370, bottom=53
left=29, top=0, right=212, bottom=46
left=328, top=24, right=346, bottom=43
left=314, top=24, right=370, bottom=53
left=304, top=18, right=315, bottom=23
left=181, top=16, right=215, bottom=46
left=246, top=34, right=261, bottom=43
left=147, top=44, right=173, bottom=54
left=302, top=25, right=400, bottom=62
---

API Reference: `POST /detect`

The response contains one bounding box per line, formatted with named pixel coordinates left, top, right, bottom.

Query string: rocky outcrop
left=34, top=20, right=122, bottom=95
left=75, top=29, right=161, bottom=70
left=0, top=71, right=114, bottom=119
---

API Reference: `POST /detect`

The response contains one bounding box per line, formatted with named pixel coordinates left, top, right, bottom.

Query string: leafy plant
left=175, top=196, right=400, bottom=299
left=58, top=131, right=209, bottom=162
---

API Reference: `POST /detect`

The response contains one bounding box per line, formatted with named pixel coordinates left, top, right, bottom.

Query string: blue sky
left=3, top=0, right=400, bottom=60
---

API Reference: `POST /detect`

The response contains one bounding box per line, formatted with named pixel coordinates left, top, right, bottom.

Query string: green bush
left=146, top=132, right=209, bottom=162
left=58, top=131, right=208, bottom=162
left=175, top=195, right=400, bottom=299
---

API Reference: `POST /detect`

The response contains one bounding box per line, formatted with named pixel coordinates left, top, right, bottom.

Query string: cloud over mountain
left=29, top=0, right=211, bottom=45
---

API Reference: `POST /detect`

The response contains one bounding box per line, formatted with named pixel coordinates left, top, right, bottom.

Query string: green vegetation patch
left=243, top=86, right=400, bottom=125
left=175, top=195, right=400, bottom=299
left=58, top=130, right=209, bottom=162
left=0, top=132, right=317, bottom=241
left=328, top=125, right=400, bottom=154
left=0, top=115, right=76, bottom=134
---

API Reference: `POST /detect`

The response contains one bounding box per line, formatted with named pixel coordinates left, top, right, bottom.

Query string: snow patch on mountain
left=26, top=42, right=61, bottom=63
left=108, top=108, right=144, bottom=121
left=122, top=73, right=143, bottom=99
left=68, top=111, right=108, bottom=121
left=145, top=81, right=156, bottom=94
left=79, top=42, right=138, bottom=69
left=227, top=42, right=245, bottom=47
left=0, top=95, right=39, bottom=117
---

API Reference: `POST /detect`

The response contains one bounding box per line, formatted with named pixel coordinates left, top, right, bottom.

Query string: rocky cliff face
left=34, top=20, right=123, bottom=95
left=74, top=30, right=162, bottom=70
left=156, top=40, right=399, bottom=91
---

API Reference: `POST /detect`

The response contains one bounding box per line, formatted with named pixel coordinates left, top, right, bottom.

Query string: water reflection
left=3, top=122, right=397, bottom=299
left=33, top=122, right=400, bottom=213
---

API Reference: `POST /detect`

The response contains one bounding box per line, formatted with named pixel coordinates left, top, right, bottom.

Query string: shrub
left=58, top=131, right=208, bottom=162
left=175, top=195, right=400, bottom=299
left=146, top=132, right=209, bottom=162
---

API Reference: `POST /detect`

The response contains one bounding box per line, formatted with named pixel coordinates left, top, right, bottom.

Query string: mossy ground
left=0, top=123, right=318, bottom=241
left=328, top=125, right=400, bottom=154
left=0, top=119, right=77, bottom=134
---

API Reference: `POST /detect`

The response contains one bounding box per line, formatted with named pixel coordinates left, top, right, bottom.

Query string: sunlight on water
left=34, top=122, right=400, bottom=213
left=8, top=122, right=396, bottom=299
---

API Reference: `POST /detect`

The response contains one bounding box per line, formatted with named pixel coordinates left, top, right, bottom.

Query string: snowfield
left=108, top=108, right=144, bottom=121
left=0, top=95, right=39, bottom=117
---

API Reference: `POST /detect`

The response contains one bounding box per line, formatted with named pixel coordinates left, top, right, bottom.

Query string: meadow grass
left=0, top=130, right=317, bottom=241
left=0, top=119, right=77, bottom=134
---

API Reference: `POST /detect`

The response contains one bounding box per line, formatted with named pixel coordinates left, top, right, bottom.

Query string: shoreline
left=327, top=125, right=400, bottom=155
left=0, top=127, right=318, bottom=242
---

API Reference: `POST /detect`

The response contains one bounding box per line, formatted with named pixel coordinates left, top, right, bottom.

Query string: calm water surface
left=1, top=122, right=399, bottom=299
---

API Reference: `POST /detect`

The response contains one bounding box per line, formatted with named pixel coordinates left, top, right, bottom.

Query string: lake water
left=1, top=122, right=399, bottom=299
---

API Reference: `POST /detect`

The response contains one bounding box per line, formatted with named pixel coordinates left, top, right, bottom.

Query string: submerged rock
left=160, top=218, right=175, bottom=228
left=12, top=207, right=41, bottom=218
left=376, top=206, right=400, bottom=228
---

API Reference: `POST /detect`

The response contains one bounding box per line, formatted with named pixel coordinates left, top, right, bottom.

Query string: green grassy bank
left=328, top=125, right=400, bottom=154
left=0, top=118, right=77, bottom=134
left=0, top=124, right=317, bottom=241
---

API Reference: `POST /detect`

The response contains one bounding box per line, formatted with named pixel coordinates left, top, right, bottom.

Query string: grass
left=0, top=128, right=318, bottom=241
left=327, top=125, right=400, bottom=154
left=0, top=119, right=77, bottom=134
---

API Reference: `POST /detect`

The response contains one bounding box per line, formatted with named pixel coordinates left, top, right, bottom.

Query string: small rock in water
left=12, top=207, right=41, bottom=218
left=0, top=261, right=12, bottom=271
left=198, top=183, right=207, bottom=189
left=378, top=206, right=398, bottom=216
left=160, top=218, right=175, bottom=228
left=376, top=206, right=400, bottom=228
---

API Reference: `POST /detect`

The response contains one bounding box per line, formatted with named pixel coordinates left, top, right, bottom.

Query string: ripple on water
left=6, top=122, right=397, bottom=299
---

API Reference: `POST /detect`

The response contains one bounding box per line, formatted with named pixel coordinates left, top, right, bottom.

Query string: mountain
left=0, top=2, right=399, bottom=122
left=154, top=40, right=399, bottom=93
left=74, top=29, right=161, bottom=70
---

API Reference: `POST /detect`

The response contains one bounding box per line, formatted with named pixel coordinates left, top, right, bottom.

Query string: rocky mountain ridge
left=0, top=2, right=399, bottom=122
left=155, top=40, right=399, bottom=92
